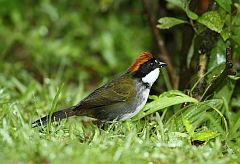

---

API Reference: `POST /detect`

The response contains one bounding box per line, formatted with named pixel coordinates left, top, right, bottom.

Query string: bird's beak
left=159, top=62, right=167, bottom=68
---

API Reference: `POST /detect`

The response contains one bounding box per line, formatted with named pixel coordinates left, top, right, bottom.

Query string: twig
left=226, top=48, right=236, bottom=76
left=191, top=30, right=218, bottom=100
left=200, top=48, right=236, bottom=100
left=142, top=0, right=179, bottom=89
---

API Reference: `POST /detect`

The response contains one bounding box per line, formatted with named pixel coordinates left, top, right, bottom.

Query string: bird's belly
left=119, top=87, right=150, bottom=121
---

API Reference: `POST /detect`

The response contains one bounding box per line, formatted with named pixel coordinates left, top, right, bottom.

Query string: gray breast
left=119, top=80, right=150, bottom=120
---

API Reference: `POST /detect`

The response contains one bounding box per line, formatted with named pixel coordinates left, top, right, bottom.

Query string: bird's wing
left=76, top=75, right=135, bottom=109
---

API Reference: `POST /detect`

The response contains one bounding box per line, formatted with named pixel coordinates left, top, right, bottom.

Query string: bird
left=32, top=52, right=166, bottom=127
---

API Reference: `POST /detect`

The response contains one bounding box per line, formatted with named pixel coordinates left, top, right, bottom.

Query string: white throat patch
left=142, top=68, right=160, bottom=86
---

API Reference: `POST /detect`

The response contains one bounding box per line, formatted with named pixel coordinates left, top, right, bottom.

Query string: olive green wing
left=76, top=75, right=135, bottom=109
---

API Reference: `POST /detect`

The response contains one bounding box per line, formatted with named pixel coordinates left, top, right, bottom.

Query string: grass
left=1, top=68, right=240, bottom=164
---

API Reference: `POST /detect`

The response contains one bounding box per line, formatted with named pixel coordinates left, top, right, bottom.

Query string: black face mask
left=133, top=58, right=159, bottom=78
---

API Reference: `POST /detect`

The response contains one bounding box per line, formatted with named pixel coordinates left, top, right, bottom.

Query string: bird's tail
left=32, top=106, right=77, bottom=128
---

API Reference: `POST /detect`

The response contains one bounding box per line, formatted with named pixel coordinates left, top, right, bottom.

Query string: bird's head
left=127, top=52, right=167, bottom=86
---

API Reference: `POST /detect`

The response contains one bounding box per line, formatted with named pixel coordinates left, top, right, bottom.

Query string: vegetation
left=1, top=0, right=240, bottom=163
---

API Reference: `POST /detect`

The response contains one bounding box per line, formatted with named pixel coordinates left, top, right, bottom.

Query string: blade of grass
left=46, top=83, right=64, bottom=134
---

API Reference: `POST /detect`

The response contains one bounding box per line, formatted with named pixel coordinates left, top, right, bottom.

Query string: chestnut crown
left=128, top=52, right=166, bottom=78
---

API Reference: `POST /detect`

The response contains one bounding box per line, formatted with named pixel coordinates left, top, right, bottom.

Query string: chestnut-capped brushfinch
left=33, top=52, right=166, bottom=127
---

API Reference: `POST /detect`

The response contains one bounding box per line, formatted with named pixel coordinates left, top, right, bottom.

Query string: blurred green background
left=0, top=0, right=154, bottom=86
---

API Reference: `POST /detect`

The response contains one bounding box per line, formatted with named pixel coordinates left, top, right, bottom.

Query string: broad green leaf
left=208, top=39, right=226, bottom=70
left=197, top=11, right=224, bottom=33
left=168, top=99, right=223, bottom=131
left=192, top=130, right=218, bottom=141
left=133, top=90, right=198, bottom=120
left=166, top=0, right=198, bottom=20
left=184, top=99, right=223, bottom=122
left=220, top=29, right=231, bottom=41
left=215, top=0, right=232, bottom=13
left=182, top=115, right=194, bottom=136
left=157, top=17, right=186, bottom=29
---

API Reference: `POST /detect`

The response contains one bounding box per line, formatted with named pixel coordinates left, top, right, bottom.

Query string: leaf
left=157, top=17, right=186, bottom=29
left=220, top=29, right=231, bottom=41
left=208, top=39, right=226, bottom=70
left=185, top=6, right=199, bottom=20
left=133, top=90, right=198, bottom=120
left=168, top=99, right=223, bottom=131
left=182, top=115, right=194, bottom=136
left=183, top=99, right=223, bottom=123
left=205, top=63, right=225, bottom=84
left=197, top=11, right=224, bottom=33
left=215, top=0, right=232, bottom=13
left=213, top=78, right=236, bottom=103
left=192, top=131, right=218, bottom=141
left=228, top=75, right=240, bottom=80
left=148, top=95, right=158, bottom=100
left=166, top=0, right=198, bottom=20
